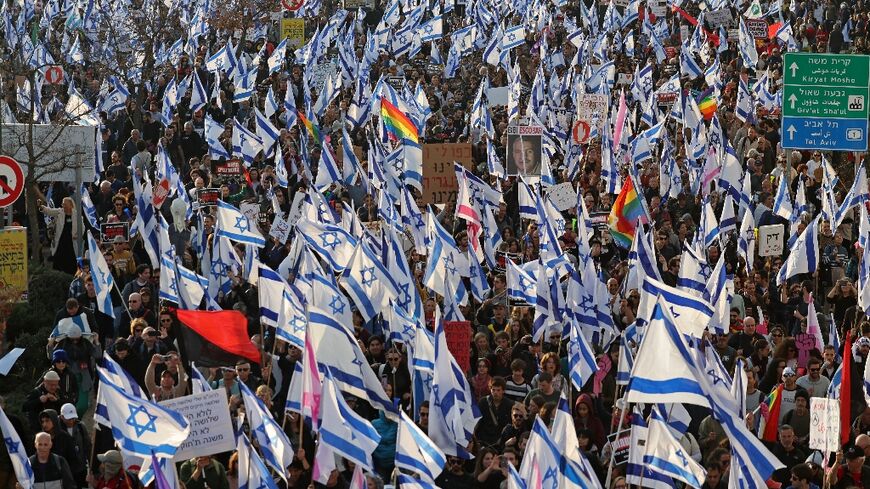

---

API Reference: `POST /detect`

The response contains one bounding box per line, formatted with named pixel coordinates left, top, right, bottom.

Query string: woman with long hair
left=759, top=357, right=788, bottom=395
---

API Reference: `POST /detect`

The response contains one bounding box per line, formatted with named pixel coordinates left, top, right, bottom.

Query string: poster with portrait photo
left=505, top=125, right=543, bottom=176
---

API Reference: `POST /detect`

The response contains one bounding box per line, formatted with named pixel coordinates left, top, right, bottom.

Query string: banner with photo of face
left=505, top=124, right=543, bottom=176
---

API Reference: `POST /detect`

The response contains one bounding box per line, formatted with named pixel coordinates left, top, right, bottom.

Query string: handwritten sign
left=240, top=202, right=260, bottom=227
left=794, top=333, right=816, bottom=369
left=160, top=389, right=235, bottom=461
left=758, top=224, right=784, bottom=257
left=706, top=7, right=733, bottom=26
left=444, top=321, right=472, bottom=373
left=269, top=212, right=292, bottom=244
left=280, top=18, right=306, bottom=49
left=0, top=227, right=27, bottom=301
left=809, top=397, right=840, bottom=452
left=196, top=188, right=220, bottom=207
left=745, top=18, right=769, bottom=38
left=100, top=222, right=129, bottom=243
left=544, top=182, right=578, bottom=212
left=421, top=144, right=473, bottom=205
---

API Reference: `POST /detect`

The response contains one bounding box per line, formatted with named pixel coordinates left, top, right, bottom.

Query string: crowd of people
left=3, top=0, right=870, bottom=485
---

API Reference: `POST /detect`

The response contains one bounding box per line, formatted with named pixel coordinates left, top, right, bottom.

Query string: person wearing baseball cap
left=22, top=370, right=64, bottom=432
left=827, top=444, right=870, bottom=488
left=59, top=403, right=91, bottom=488
left=92, top=450, right=130, bottom=488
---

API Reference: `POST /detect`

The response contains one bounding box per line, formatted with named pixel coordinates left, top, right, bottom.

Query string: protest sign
left=280, top=18, right=306, bottom=48
left=545, top=182, right=578, bottom=211
left=196, top=188, right=220, bottom=207
left=240, top=202, right=260, bottom=227
left=607, top=428, right=632, bottom=465
left=421, top=144, right=473, bottom=205
left=794, top=333, right=816, bottom=368
left=269, top=212, right=292, bottom=244
left=214, top=158, right=242, bottom=178
left=100, top=222, right=129, bottom=243
left=444, top=321, right=472, bottom=373
left=758, top=224, right=784, bottom=256
left=706, top=8, right=733, bottom=27
left=0, top=227, right=27, bottom=301
left=809, top=397, right=840, bottom=452
left=575, top=94, right=608, bottom=145
left=160, top=389, right=235, bottom=461
left=745, top=18, right=768, bottom=38
left=487, top=86, right=509, bottom=107
left=286, top=192, right=306, bottom=227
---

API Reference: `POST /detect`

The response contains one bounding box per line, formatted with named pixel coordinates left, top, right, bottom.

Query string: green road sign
left=782, top=53, right=870, bottom=151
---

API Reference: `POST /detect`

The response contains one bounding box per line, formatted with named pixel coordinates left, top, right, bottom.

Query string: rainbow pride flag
left=607, top=178, right=646, bottom=248
left=697, top=87, right=718, bottom=120
left=297, top=110, right=323, bottom=145
left=380, top=97, right=419, bottom=144
left=758, top=384, right=783, bottom=442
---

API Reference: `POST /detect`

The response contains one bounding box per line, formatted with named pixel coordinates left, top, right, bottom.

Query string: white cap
left=60, top=403, right=77, bottom=420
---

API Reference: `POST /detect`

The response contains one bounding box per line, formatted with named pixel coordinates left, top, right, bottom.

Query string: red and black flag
left=175, top=309, right=260, bottom=367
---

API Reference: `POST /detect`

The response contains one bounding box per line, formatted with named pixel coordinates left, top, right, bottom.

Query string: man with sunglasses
left=796, top=357, right=830, bottom=398
left=434, top=456, right=475, bottom=489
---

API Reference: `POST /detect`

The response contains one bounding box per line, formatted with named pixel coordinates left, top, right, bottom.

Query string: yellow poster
left=281, top=19, right=306, bottom=49
left=0, top=227, right=27, bottom=301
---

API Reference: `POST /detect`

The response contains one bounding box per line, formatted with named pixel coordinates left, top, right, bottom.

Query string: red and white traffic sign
left=0, top=156, right=24, bottom=208
left=572, top=120, right=591, bottom=145
left=45, top=66, right=64, bottom=85
left=281, top=0, right=304, bottom=11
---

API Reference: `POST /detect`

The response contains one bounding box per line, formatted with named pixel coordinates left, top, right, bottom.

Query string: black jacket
left=30, top=452, right=76, bottom=489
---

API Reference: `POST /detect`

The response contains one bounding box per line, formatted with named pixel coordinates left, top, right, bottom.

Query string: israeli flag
left=0, top=405, right=33, bottom=489
left=216, top=199, right=266, bottom=247
left=507, top=259, right=537, bottom=305
left=341, top=242, right=399, bottom=322
left=316, top=369, right=381, bottom=471
left=502, top=24, right=525, bottom=50
left=395, top=410, right=446, bottom=484
left=777, top=215, right=820, bottom=286
left=50, top=312, right=92, bottom=339
left=239, top=382, right=294, bottom=479
left=87, top=232, right=115, bottom=319
left=238, top=434, right=279, bottom=489
left=644, top=415, right=706, bottom=487
left=95, top=369, right=189, bottom=458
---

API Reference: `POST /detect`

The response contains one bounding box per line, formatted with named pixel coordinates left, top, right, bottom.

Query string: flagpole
left=604, top=395, right=629, bottom=489
left=113, top=279, right=134, bottom=320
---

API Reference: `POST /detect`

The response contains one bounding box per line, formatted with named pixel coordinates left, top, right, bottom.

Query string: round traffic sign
left=572, top=120, right=591, bottom=145
left=45, top=66, right=64, bottom=85
left=0, top=156, right=24, bottom=208
left=281, top=0, right=304, bottom=11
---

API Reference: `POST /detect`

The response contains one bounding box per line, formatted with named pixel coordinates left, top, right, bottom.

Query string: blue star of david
left=555, top=218, right=566, bottom=234
left=397, top=283, right=412, bottom=309
left=234, top=215, right=250, bottom=234
left=402, top=323, right=415, bottom=338
left=254, top=422, right=268, bottom=440
left=518, top=276, right=531, bottom=292
left=125, top=404, right=158, bottom=437
left=4, top=437, right=19, bottom=454
left=707, top=368, right=726, bottom=387
left=360, top=267, right=376, bottom=287
left=255, top=480, right=270, bottom=489
left=443, top=253, right=457, bottom=275
left=581, top=294, right=595, bottom=314
left=414, top=214, right=425, bottom=228
left=351, top=356, right=364, bottom=368
left=698, top=262, right=712, bottom=278
left=507, top=33, right=516, bottom=42
left=211, top=258, right=228, bottom=278
left=169, top=280, right=178, bottom=296
left=424, top=24, right=434, bottom=33
left=329, top=294, right=346, bottom=316
left=675, top=448, right=689, bottom=467
left=290, top=315, right=306, bottom=334
left=431, top=384, right=442, bottom=408
left=669, top=306, right=681, bottom=318
left=543, top=467, right=559, bottom=489
left=319, top=231, right=340, bottom=250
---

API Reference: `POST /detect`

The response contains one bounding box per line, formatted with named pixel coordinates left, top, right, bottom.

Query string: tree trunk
left=26, top=179, right=42, bottom=263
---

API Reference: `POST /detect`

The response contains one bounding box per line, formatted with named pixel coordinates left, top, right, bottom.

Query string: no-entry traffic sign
left=45, top=66, right=64, bottom=85
left=281, top=0, right=304, bottom=11
left=0, top=156, right=24, bottom=208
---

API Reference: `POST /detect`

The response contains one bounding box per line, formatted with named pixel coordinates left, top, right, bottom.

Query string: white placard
left=487, top=86, right=509, bottom=107
left=809, top=397, right=840, bottom=452
left=544, top=182, right=578, bottom=212
left=160, top=389, right=235, bottom=461
left=575, top=94, right=608, bottom=144
left=706, top=8, right=733, bottom=26
left=758, top=224, right=785, bottom=257
left=269, top=212, right=292, bottom=244
left=286, top=192, right=306, bottom=227
left=240, top=202, right=260, bottom=227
